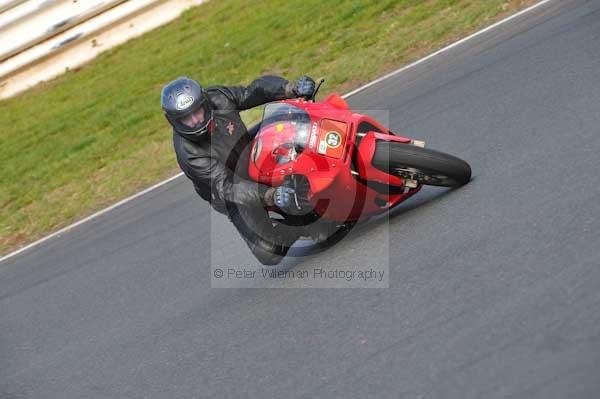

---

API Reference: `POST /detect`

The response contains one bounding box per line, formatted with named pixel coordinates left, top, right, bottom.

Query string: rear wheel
left=372, top=141, right=471, bottom=187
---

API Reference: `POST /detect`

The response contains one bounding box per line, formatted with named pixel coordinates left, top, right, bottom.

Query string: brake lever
left=310, top=79, right=325, bottom=102
left=285, top=176, right=302, bottom=211
left=293, top=190, right=301, bottom=211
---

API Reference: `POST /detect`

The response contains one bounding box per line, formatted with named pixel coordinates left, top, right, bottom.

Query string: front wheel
left=372, top=141, right=471, bottom=187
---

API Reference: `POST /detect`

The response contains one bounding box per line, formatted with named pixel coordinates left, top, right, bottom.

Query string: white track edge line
left=0, top=0, right=554, bottom=264
left=342, top=0, right=554, bottom=98
left=0, top=173, right=184, bottom=263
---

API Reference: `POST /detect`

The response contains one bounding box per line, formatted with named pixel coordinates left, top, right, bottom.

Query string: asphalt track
left=2, top=0, right=600, bottom=397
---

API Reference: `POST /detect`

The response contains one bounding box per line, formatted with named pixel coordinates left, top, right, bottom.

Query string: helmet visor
left=181, top=107, right=206, bottom=128
left=170, top=99, right=212, bottom=134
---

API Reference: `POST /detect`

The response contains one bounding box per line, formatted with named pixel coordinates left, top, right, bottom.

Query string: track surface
left=2, top=1, right=600, bottom=397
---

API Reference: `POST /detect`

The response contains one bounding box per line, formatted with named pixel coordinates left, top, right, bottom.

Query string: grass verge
left=0, top=0, right=537, bottom=256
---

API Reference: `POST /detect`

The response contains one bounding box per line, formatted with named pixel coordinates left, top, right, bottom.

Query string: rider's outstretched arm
left=210, top=75, right=296, bottom=111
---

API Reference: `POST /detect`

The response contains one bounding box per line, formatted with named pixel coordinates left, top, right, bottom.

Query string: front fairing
left=247, top=97, right=420, bottom=221
left=248, top=102, right=351, bottom=191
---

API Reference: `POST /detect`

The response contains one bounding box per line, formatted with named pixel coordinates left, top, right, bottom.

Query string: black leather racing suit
left=172, top=75, right=302, bottom=265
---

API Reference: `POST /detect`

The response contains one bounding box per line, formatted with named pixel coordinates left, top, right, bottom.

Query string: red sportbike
left=248, top=81, right=471, bottom=242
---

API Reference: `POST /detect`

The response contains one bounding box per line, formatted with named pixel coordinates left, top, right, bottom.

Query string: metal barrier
left=0, top=0, right=28, bottom=14
left=0, top=0, right=129, bottom=62
left=0, top=0, right=58, bottom=32
left=0, top=0, right=204, bottom=99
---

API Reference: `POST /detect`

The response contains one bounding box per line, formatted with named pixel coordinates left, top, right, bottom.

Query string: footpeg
left=404, top=179, right=418, bottom=188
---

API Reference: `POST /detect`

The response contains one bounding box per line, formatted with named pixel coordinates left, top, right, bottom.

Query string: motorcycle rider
left=161, top=75, right=316, bottom=265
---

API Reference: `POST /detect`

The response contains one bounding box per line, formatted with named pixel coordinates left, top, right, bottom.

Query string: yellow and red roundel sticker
left=316, top=119, right=347, bottom=158
left=325, top=131, right=342, bottom=148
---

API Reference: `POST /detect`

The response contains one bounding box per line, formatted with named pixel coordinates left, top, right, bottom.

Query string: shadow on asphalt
left=278, top=180, right=474, bottom=270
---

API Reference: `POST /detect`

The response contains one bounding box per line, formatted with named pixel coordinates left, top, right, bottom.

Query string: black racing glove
left=273, top=186, right=296, bottom=211
left=265, top=185, right=312, bottom=215
left=288, top=75, right=316, bottom=99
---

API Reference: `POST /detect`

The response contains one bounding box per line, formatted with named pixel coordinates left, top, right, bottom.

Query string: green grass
left=0, top=0, right=536, bottom=255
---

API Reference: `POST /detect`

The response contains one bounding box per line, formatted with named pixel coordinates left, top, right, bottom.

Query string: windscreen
left=259, top=103, right=311, bottom=150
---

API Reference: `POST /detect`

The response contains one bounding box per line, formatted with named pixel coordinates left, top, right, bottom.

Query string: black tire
left=372, top=141, right=471, bottom=187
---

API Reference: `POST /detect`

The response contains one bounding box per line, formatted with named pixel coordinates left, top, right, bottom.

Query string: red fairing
left=247, top=96, right=422, bottom=222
